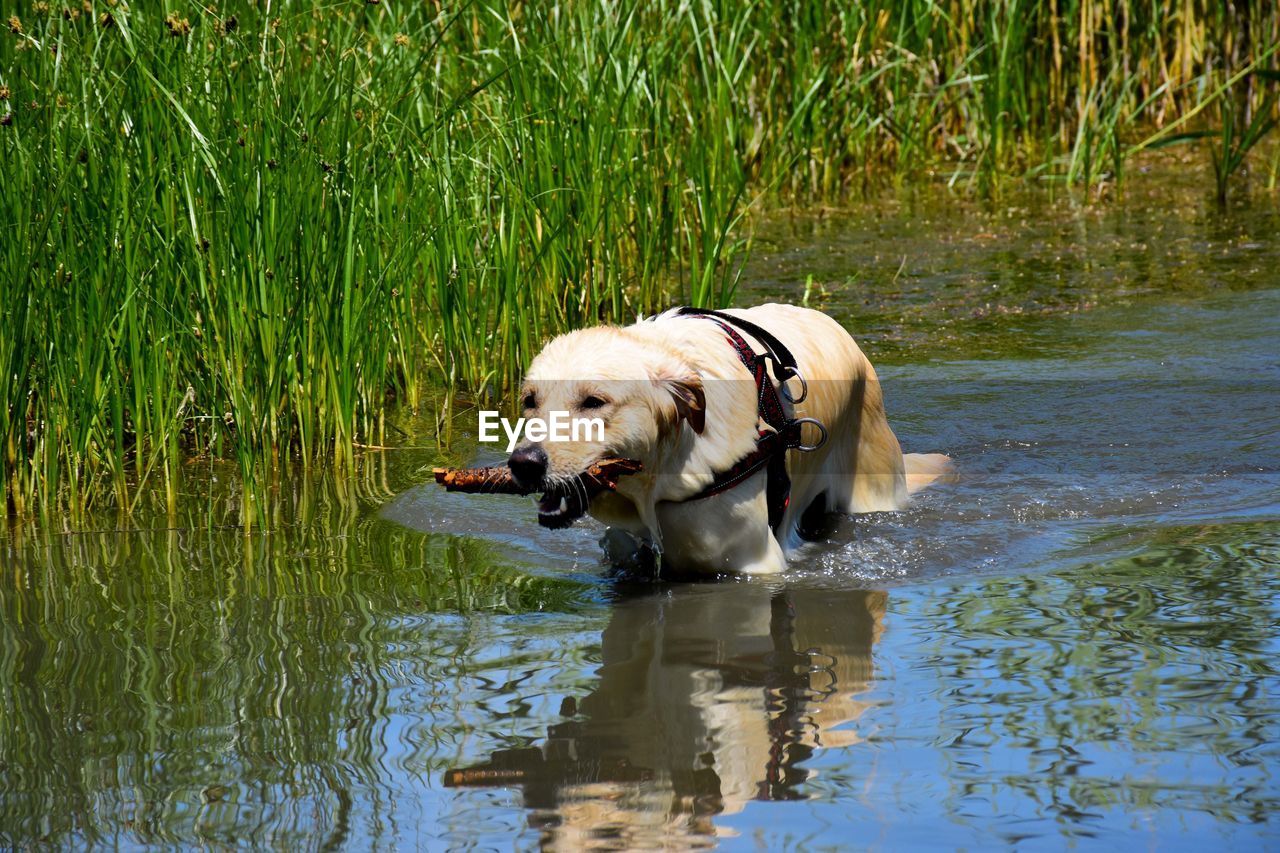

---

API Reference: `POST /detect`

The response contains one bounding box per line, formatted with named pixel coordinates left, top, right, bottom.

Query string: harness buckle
left=792, top=417, right=828, bottom=452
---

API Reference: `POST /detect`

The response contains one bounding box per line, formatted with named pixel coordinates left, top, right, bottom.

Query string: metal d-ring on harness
left=674, top=307, right=829, bottom=531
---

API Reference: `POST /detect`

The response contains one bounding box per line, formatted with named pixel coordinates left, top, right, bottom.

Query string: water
left=3, top=175, right=1279, bottom=848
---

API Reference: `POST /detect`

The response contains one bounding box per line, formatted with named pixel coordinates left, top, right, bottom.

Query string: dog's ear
left=664, top=377, right=706, bottom=435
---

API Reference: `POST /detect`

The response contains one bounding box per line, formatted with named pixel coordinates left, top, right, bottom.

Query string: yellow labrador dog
left=507, top=303, right=949, bottom=574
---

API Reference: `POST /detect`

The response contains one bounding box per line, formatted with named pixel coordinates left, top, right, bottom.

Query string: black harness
left=673, top=307, right=827, bottom=531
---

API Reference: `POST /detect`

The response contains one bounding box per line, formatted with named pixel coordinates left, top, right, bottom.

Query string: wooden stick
left=433, top=457, right=642, bottom=495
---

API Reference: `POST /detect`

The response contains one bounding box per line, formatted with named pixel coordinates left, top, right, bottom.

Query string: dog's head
left=509, top=327, right=705, bottom=527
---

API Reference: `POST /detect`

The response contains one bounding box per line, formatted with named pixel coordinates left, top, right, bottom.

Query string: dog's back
left=704, top=305, right=948, bottom=545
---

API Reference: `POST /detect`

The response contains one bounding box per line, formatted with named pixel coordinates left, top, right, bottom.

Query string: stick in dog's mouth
left=433, top=457, right=642, bottom=529
left=536, top=457, right=644, bottom=528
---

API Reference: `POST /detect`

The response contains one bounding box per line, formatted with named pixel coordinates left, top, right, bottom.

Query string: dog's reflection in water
left=446, top=581, right=885, bottom=847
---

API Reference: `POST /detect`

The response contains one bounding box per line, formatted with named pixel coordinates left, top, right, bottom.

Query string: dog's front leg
left=734, top=530, right=787, bottom=575
left=656, top=473, right=785, bottom=575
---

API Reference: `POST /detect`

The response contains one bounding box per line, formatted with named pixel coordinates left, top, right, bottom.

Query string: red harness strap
left=676, top=312, right=811, bottom=531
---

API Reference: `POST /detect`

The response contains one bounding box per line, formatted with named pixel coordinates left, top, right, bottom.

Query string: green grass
left=1, top=1, right=1277, bottom=526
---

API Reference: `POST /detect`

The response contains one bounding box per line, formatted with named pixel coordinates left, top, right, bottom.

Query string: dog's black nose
left=507, top=444, right=548, bottom=489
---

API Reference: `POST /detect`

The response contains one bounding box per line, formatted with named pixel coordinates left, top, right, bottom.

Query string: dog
left=507, top=303, right=950, bottom=574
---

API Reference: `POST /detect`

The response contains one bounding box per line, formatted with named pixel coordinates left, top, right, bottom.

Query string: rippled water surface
left=3, top=177, right=1279, bottom=848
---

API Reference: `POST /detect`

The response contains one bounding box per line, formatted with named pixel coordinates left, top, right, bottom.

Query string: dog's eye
left=579, top=395, right=608, bottom=410
left=521, top=392, right=537, bottom=410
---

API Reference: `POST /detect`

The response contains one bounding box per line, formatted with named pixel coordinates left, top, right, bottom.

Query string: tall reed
left=1, top=1, right=1276, bottom=525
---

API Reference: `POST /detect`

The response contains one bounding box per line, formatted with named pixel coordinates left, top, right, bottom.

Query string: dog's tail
left=904, top=453, right=954, bottom=495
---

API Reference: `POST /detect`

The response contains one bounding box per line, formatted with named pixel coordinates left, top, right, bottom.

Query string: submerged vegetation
left=1, top=1, right=1278, bottom=524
